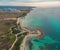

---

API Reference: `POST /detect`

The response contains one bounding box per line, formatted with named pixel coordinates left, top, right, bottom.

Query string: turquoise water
left=22, top=7, right=60, bottom=50
left=27, top=36, right=60, bottom=50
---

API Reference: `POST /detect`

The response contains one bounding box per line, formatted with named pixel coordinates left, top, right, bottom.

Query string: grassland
left=0, top=20, right=16, bottom=50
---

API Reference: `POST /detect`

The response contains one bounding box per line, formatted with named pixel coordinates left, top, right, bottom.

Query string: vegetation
left=11, top=27, right=20, bottom=34
left=0, top=20, right=16, bottom=50
left=12, top=32, right=28, bottom=50
left=19, top=12, right=27, bottom=17
left=11, top=23, right=21, bottom=34
left=7, top=34, right=16, bottom=42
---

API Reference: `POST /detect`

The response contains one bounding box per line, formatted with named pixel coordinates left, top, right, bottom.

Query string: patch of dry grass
left=0, top=20, right=16, bottom=35
left=0, top=20, right=16, bottom=50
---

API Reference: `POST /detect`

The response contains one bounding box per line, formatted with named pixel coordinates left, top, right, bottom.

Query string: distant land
left=0, top=6, right=34, bottom=8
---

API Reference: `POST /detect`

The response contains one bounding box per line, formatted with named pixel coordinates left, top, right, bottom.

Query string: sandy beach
left=20, top=27, right=42, bottom=50
left=17, top=17, right=42, bottom=50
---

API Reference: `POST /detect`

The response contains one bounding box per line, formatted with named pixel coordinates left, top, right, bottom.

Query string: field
left=0, top=20, right=16, bottom=50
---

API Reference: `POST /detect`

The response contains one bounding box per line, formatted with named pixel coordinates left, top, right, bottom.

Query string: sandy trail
left=9, top=31, right=26, bottom=50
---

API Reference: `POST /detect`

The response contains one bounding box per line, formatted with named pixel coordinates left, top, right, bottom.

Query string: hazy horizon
left=0, top=0, right=60, bottom=7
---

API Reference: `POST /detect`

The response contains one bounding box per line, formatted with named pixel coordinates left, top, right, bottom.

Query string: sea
left=22, top=7, right=60, bottom=50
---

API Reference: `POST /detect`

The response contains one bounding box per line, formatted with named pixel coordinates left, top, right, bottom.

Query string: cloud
left=24, top=1, right=60, bottom=7
left=0, top=1, right=60, bottom=7
left=0, top=0, right=60, bottom=2
left=0, top=0, right=17, bottom=2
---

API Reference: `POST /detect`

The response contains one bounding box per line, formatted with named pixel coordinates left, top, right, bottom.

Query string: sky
left=0, top=0, right=60, bottom=6
left=0, top=0, right=60, bottom=2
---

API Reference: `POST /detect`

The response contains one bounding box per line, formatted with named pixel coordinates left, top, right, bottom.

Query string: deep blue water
left=22, top=7, right=60, bottom=50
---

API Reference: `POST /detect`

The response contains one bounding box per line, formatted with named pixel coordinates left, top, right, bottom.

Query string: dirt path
left=9, top=31, right=26, bottom=50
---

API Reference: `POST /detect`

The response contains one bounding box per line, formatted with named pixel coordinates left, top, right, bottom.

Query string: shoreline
left=9, top=17, right=43, bottom=50
left=19, top=17, right=42, bottom=50
left=20, top=29, right=42, bottom=50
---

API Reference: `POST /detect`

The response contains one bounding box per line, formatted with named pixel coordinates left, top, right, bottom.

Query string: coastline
left=20, top=29, right=42, bottom=50
left=9, top=17, right=43, bottom=50
left=19, top=17, right=42, bottom=50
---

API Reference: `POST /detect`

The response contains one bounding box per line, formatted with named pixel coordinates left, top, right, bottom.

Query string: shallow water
left=22, top=7, right=60, bottom=50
